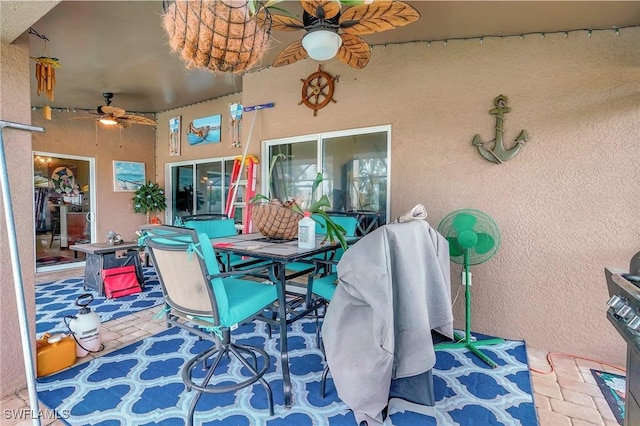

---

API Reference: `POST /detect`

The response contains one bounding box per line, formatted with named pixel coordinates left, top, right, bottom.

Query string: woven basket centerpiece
left=162, top=0, right=272, bottom=73
left=252, top=201, right=302, bottom=240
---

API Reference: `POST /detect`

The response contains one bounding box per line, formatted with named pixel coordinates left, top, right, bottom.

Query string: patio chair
left=321, top=220, right=451, bottom=424
left=144, top=225, right=277, bottom=425
left=304, top=263, right=339, bottom=397
left=183, top=216, right=266, bottom=272
left=283, top=214, right=358, bottom=304
left=285, top=214, right=358, bottom=277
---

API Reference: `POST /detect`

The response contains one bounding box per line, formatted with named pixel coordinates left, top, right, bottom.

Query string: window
left=166, top=157, right=237, bottom=221
left=262, top=126, right=390, bottom=224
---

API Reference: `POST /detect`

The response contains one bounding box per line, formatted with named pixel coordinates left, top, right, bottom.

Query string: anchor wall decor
left=472, top=95, right=528, bottom=164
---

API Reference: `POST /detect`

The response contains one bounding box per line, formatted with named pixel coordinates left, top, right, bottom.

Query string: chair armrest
left=310, top=258, right=339, bottom=276
left=206, top=262, right=275, bottom=281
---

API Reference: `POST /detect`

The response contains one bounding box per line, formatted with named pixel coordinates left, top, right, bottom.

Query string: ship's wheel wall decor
left=299, top=65, right=338, bottom=116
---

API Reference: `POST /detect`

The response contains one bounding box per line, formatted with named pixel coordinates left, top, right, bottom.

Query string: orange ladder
left=225, top=155, right=258, bottom=233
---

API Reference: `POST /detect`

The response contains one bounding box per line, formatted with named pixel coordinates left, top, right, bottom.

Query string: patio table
left=209, top=232, right=356, bottom=408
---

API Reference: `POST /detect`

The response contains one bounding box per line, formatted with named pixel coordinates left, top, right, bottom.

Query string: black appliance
left=604, top=251, right=640, bottom=426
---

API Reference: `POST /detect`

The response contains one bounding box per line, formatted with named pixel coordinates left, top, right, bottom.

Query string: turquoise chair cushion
left=313, top=214, right=358, bottom=237
left=197, top=232, right=275, bottom=327
left=222, top=278, right=277, bottom=327
left=184, top=218, right=237, bottom=238
left=312, top=273, right=338, bottom=301
left=184, top=218, right=264, bottom=270
left=286, top=215, right=358, bottom=273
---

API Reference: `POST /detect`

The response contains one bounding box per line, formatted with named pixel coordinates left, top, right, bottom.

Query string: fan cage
left=162, top=0, right=272, bottom=73
left=437, top=209, right=501, bottom=266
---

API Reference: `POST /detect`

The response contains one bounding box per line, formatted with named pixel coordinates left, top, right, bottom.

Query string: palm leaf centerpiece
left=251, top=171, right=348, bottom=250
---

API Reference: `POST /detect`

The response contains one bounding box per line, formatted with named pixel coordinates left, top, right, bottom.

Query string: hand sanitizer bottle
left=298, top=212, right=315, bottom=249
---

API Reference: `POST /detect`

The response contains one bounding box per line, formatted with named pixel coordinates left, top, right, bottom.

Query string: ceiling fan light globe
left=302, top=30, right=342, bottom=61
left=99, top=117, right=118, bottom=125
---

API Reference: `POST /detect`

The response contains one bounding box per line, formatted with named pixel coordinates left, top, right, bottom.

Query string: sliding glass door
left=262, top=125, right=390, bottom=224
left=166, top=157, right=236, bottom=221
left=33, top=152, right=96, bottom=271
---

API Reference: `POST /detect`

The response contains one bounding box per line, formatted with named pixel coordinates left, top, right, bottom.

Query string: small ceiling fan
left=72, top=93, right=156, bottom=128
left=268, top=0, right=420, bottom=69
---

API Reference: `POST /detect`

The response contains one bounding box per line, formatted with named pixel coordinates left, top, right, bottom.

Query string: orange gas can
left=36, top=333, right=77, bottom=377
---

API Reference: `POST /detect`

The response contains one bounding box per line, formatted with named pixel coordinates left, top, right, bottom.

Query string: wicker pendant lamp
left=162, top=0, right=272, bottom=73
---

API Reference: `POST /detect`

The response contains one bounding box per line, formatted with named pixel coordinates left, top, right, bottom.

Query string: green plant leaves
left=132, top=181, right=167, bottom=214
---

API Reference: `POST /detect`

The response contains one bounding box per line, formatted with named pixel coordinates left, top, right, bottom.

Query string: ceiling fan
left=268, top=0, right=420, bottom=69
left=72, top=93, right=156, bottom=128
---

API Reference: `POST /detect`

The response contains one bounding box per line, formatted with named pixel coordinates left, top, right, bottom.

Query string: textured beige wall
left=0, top=34, right=37, bottom=396
left=31, top=112, right=156, bottom=240
left=237, top=28, right=637, bottom=366
left=2, top=23, right=637, bottom=399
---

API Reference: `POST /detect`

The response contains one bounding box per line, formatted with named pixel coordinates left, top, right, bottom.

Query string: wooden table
left=70, top=242, right=143, bottom=296
left=209, top=233, right=356, bottom=408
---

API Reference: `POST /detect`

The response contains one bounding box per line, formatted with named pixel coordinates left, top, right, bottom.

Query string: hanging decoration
left=33, top=57, right=61, bottom=102
left=229, top=102, right=243, bottom=147
left=29, top=28, right=61, bottom=104
left=299, top=65, right=338, bottom=117
left=472, top=95, right=528, bottom=164
left=162, top=0, right=272, bottom=73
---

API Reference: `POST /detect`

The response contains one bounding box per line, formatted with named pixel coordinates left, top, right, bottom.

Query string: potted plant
left=133, top=181, right=167, bottom=224
left=251, top=155, right=348, bottom=249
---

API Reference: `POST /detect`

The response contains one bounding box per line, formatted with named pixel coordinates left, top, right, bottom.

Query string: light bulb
left=302, top=30, right=342, bottom=61
left=99, top=117, right=118, bottom=125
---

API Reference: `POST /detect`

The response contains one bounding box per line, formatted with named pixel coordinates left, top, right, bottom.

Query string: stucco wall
left=2, top=23, right=637, bottom=399
left=235, top=28, right=637, bottom=366
left=153, top=28, right=640, bottom=366
left=31, top=112, right=156, bottom=241
left=0, top=34, right=37, bottom=396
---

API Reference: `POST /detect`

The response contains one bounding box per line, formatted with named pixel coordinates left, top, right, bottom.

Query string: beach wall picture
left=113, top=161, right=145, bottom=192
left=187, top=114, right=221, bottom=145
left=169, top=116, right=181, bottom=156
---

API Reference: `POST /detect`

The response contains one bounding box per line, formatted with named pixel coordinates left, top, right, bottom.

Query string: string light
left=371, top=24, right=636, bottom=49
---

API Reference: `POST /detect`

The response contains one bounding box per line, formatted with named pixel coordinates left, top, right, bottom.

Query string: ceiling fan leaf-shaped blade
left=341, top=1, right=421, bottom=35
left=301, top=0, right=341, bottom=20
left=273, top=40, right=308, bottom=67
left=269, top=13, right=305, bottom=31
left=336, top=33, right=370, bottom=69
left=474, top=233, right=495, bottom=254
left=453, top=212, right=477, bottom=233
left=119, top=114, right=156, bottom=126
left=101, top=105, right=126, bottom=117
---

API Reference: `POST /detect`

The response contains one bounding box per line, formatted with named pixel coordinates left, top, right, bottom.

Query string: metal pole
left=226, top=103, right=274, bottom=219
left=0, top=120, right=45, bottom=426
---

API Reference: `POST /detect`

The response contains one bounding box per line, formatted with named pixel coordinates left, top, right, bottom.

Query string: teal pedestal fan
left=436, top=209, right=503, bottom=368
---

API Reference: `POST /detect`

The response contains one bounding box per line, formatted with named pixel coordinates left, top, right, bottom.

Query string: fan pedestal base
left=436, top=334, right=504, bottom=368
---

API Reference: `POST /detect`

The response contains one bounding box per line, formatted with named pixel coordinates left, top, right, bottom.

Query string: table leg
left=269, top=263, right=292, bottom=408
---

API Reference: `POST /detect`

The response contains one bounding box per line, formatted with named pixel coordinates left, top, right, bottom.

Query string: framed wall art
left=169, top=115, right=181, bottom=156
left=113, top=160, right=145, bottom=192
left=187, top=114, right=221, bottom=145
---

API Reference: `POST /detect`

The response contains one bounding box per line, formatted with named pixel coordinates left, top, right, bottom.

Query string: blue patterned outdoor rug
left=37, top=319, right=538, bottom=425
left=591, top=369, right=625, bottom=425
left=36, top=267, right=162, bottom=335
